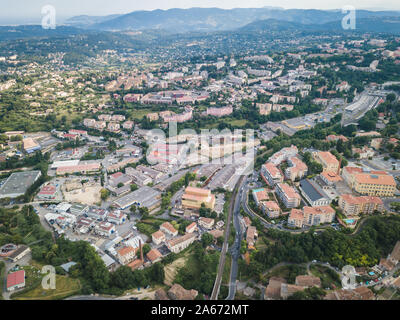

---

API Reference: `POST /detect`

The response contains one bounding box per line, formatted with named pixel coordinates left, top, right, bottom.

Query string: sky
left=1, top=0, right=400, bottom=24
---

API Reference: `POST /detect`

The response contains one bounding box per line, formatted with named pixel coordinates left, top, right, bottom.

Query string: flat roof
left=113, top=186, right=161, bottom=209
left=300, top=179, right=328, bottom=202
left=0, top=171, right=41, bottom=198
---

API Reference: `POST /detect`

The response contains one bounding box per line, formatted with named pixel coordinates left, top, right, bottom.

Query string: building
left=353, top=173, right=396, bottom=197
left=185, top=222, right=197, bottom=234
left=252, top=188, right=269, bottom=206
left=167, top=233, right=196, bottom=253
left=152, top=230, right=166, bottom=245
left=261, top=162, right=283, bottom=186
left=285, top=157, right=308, bottom=181
left=263, top=201, right=281, bottom=218
left=288, top=209, right=304, bottom=228
left=320, top=171, right=343, bottom=186
left=107, top=211, right=127, bottom=225
left=207, top=106, right=233, bottom=117
left=23, top=137, right=41, bottom=154
left=269, top=145, right=298, bottom=165
left=275, top=183, right=301, bottom=208
left=0, top=171, right=42, bottom=199
left=299, top=179, right=331, bottom=207
left=339, top=194, right=384, bottom=216
left=56, top=163, right=101, bottom=175
left=6, top=270, right=25, bottom=292
left=181, top=187, right=215, bottom=210
left=95, top=222, right=116, bottom=237
left=160, top=222, right=178, bottom=237
left=117, top=246, right=136, bottom=265
left=313, top=151, right=340, bottom=173
left=198, top=217, right=215, bottom=230
left=36, top=184, right=57, bottom=200
left=303, top=206, right=335, bottom=226
left=246, top=226, right=258, bottom=249
left=113, top=186, right=161, bottom=211
left=147, top=248, right=163, bottom=263
left=7, top=245, right=31, bottom=263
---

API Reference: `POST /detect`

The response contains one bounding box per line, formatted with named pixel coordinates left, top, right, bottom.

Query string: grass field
left=13, top=275, right=81, bottom=300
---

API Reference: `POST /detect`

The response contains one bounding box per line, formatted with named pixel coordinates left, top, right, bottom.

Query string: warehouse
left=0, top=170, right=42, bottom=199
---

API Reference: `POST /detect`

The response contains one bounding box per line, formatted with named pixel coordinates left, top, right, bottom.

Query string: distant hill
left=0, top=25, right=89, bottom=41
left=239, top=16, right=400, bottom=34
left=65, top=7, right=400, bottom=33
left=64, top=14, right=123, bottom=28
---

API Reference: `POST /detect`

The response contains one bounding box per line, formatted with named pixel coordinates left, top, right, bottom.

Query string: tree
left=201, top=233, right=214, bottom=248
left=100, top=188, right=110, bottom=201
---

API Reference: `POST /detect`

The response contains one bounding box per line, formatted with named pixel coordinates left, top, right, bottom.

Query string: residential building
left=198, top=217, right=215, bottom=230
left=160, top=222, right=178, bottom=237
left=117, top=246, right=136, bottom=265
left=152, top=230, right=166, bottom=245
left=288, top=209, right=304, bottom=228
left=303, top=206, right=335, bottom=226
left=185, top=222, right=197, bottom=234
left=263, top=201, right=281, bottom=218
left=339, top=194, right=384, bottom=216
left=275, top=183, right=301, bottom=208
left=252, top=188, right=269, bottom=206
left=313, top=151, right=340, bottom=173
left=261, top=162, right=283, bottom=186
left=246, top=226, right=258, bottom=249
left=285, top=157, right=308, bottom=181
left=147, top=248, right=163, bottom=263
left=167, top=233, right=196, bottom=253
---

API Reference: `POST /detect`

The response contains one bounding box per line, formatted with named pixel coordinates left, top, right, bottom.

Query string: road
left=226, top=177, right=246, bottom=300
left=210, top=175, right=244, bottom=300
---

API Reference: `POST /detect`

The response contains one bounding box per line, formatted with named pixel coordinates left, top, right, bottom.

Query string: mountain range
left=65, top=7, right=400, bottom=33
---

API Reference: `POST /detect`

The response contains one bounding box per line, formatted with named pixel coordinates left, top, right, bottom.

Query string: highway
left=210, top=175, right=244, bottom=300
left=226, top=177, right=246, bottom=300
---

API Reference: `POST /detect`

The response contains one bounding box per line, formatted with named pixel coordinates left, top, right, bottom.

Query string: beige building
left=313, top=151, right=340, bottom=173
left=167, top=233, right=196, bottom=253
left=339, top=194, right=384, bottom=216
left=182, top=187, right=215, bottom=210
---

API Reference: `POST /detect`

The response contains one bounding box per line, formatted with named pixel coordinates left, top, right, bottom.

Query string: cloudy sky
left=2, top=0, right=400, bottom=24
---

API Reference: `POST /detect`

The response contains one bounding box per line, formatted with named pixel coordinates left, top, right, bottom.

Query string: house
left=117, top=246, right=136, bottom=265
left=7, top=270, right=25, bottom=292
left=288, top=209, right=304, bottom=228
left=265, top=277, right=286, bottom=300
left=185, top=222, right=197, bottom=234
left=246, top=226, right=258, bottom=249
left=146, top=248, right=163, bottom=263
left=280, top=283, right=305, bottom=299
left=198, top=217, right=215, bottom=230
left=152, top=230, right=166, bottom=245
left=160, top=222, right=178, bottom=237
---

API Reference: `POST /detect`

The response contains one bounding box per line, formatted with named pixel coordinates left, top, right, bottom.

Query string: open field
left=164, top=251, right=191, bottom=286
left=13, top=275, right=81, bottom=300
left=63, top=185, right=102, bottom=205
